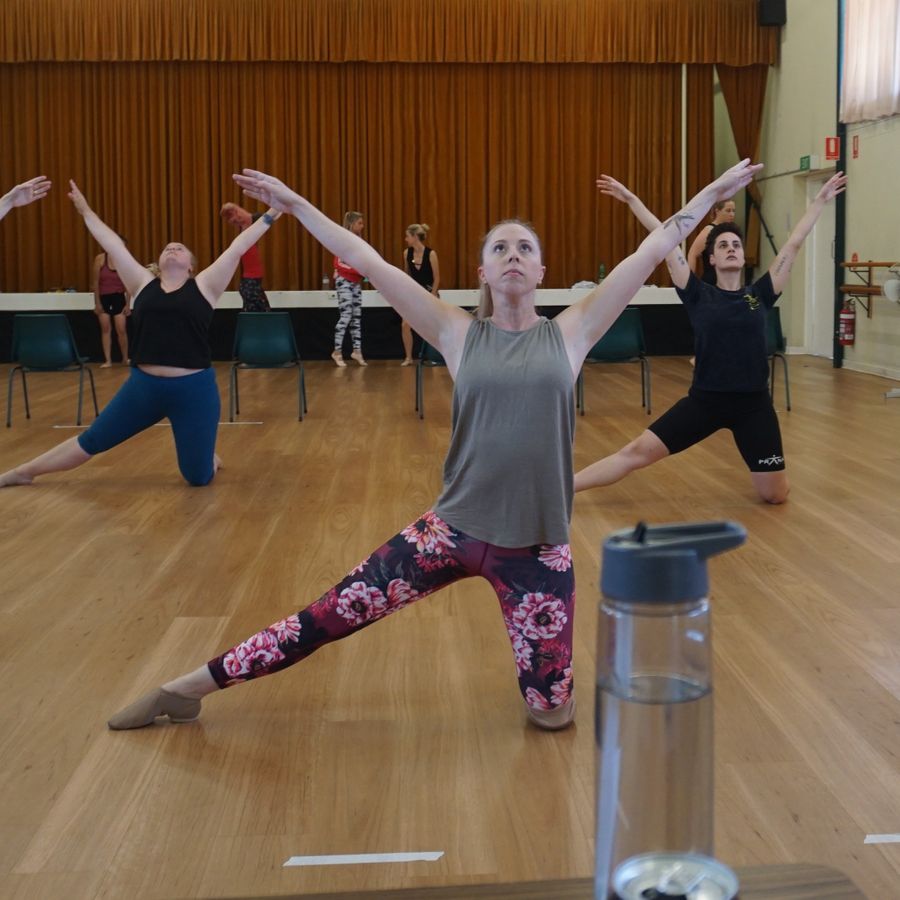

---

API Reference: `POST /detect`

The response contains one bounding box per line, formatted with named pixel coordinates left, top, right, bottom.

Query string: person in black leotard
left=401, top=223, right=441, bottom=365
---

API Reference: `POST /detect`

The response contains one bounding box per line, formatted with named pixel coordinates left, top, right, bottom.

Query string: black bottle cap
left=601, top=521, right=747, bottom=603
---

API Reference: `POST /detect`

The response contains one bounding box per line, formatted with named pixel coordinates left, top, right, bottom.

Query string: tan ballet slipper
left=107, top=687, right=201, bottom=731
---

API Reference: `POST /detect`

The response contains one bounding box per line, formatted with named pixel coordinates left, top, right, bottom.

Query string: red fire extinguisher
left=839, top=299, right=856, bottom=346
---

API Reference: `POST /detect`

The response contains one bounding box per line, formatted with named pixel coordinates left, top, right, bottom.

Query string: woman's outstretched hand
left=3, top=176, right=52, bottom=209
left=67, top=180, right=92, bottom=216
left=710, top=159, right=764, bottom=201
left=815, top=171, right=847, bottom=203
left=233, top=170, right=301, bottom=215
left=596, top=175, right=634, bottom=205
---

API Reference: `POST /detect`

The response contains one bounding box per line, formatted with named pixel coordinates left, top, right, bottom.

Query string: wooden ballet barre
left=839, top=260, right=898, bottom=268
left=839, top=259, right=900, bottom=318
left=839, top=284, right=882, bottom=295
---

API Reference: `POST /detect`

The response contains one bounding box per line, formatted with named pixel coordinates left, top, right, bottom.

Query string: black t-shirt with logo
left=676, top=271, right=780, bottom=393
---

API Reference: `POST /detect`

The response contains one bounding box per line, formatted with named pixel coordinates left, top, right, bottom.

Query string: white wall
left=841, top=116, right=900, bottom=377
left=754, top=0, right=900, bottom=378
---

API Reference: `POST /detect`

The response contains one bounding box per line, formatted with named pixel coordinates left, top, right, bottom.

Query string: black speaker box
left=758, top=0, right=787, bottom=27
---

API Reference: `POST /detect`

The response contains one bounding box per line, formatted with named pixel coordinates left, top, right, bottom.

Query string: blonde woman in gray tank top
left=108, top=162, right=763, bottom=734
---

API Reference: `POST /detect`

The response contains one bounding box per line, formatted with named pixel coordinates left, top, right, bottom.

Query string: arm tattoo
left=663, top=211, right=696, bottom=232
left=774, top=257, right=788, bottom=275
left=676, top=254, right=687, bottom=266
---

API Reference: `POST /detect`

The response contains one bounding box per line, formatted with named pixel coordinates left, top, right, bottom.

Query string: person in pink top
left=331, top=210, right=367, bottom=366
left=92, top=242, right=130, bottom=366
left=220, top=202, right=274, bottom=311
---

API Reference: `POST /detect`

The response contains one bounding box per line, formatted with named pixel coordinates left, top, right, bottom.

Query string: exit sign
left=799, top=154, right=820, bottom=171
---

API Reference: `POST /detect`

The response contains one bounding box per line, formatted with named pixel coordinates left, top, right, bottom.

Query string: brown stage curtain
left=0, top=62, right=713, bottom=294
left=1, top=0, right=778, bottom=65
left=717, top=63, right=770, bottom=265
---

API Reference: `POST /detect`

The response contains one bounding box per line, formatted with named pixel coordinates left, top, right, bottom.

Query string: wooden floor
left=1, top=356, right=898, bottom=899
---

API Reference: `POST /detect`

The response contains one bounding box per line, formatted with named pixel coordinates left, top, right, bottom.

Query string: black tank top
left=130, top=278, right=214, bottom=369
left=406, top=246, right=434, bottom=291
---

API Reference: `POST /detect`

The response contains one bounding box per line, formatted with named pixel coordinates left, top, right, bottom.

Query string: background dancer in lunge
left=575, top=171, right=846, bottom=504
left=1, top=181, right=280, bottom=488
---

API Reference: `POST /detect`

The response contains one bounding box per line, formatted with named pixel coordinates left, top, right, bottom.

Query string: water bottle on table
left=595, top=521, right=746, bottom=900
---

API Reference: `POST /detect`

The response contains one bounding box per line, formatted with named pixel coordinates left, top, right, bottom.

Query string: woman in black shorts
left=93, top=243, right=130, bottom=366
left=574, top=170, right=846, bottom=504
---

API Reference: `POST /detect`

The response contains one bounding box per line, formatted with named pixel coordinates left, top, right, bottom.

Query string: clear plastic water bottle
left=598, top=262, right=607, bottom=282
left=595, top=521, right=746, bottom=900
left=322, top=274, right=330, bottom=291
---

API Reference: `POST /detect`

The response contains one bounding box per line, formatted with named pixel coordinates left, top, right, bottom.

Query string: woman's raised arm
left=67, top=181, right=152, bottom=298
left=556, top=160, right=763, bottom=370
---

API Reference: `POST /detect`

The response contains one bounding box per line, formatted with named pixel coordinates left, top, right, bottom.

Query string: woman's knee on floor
left=180, top=461, right=215, bottom=487
left=752, top=471, right=789, bottom=504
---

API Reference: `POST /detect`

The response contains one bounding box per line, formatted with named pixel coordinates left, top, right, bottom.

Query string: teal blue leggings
left=77, top=368, right=220, bottom=486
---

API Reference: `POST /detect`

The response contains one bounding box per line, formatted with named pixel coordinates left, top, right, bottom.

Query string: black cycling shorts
left=99, top=292, right=127, bottom=316
left=648, top=388, right=785, bottom=473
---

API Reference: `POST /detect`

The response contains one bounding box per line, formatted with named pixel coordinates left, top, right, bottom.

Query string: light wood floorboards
left=1, top=356, right=898, bottom=898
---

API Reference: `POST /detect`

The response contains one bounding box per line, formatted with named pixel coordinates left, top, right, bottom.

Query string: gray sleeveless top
left=433, top=317, right=575, bottom=548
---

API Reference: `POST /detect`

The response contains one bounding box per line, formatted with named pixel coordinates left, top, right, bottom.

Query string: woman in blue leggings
left=0, top=181, right=280, bottom=488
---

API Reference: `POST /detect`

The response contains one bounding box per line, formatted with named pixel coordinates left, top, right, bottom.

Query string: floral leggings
left=333, top=275, right=363, bottom=351
left=207, top=511, right=575, bottom=710
left=238, top=277, right=271, bottom=312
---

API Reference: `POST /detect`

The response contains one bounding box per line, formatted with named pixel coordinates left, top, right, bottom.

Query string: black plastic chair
left=766, top=307, right=790, bottom=411
left=576, top=307, right=651, bottom=415
left=6, top=314, right=99, bottom=427
left=415, top=341, right=447, bottom=419
left=229, top=312, right=307, bottom=422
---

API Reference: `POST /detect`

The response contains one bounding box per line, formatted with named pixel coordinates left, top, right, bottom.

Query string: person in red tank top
left=220, top=202, right=274, bottom=311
